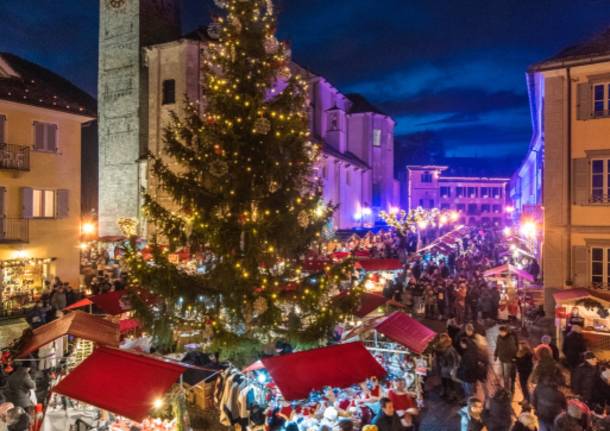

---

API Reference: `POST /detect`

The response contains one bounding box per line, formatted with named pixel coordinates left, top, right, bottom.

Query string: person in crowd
left=563, top=324, right=587, bottom=370
left=4, top=407, right=29, bottom=431
left=338, top=419, right=354, bottom=431
left=436, top=333, right=460, bottom=402
left=25, top=303, right=45, bottom=329
left=509, top=412, right=537, bottom=431
left=484, top=387, right=513, bottom=431
left=494, top=326, right=518, bottom=394
left=372, top=398, right=403, bottom=431
left=593, top=367, right=610, bottom=410
left=540, top=335, right=559, bottom=362
left=458, top=337, right=484, bottom=398
left=0, top=402, right=14, bottom=431
left=64, top=283, right=77, bottom=306
left=553, top=399, right=590, bottom=431
left=50, top=286, right=67, bottom=311
left=532, top=381, right=566, bottom=431
left=566, top=307, right=585, bottom=334
left=572, top=351, right=599, bottom=405
left=515, top=340, right=534, bottom=402
left=530, top=346, right=564, bottom=387
left=5, top=365, right=35, bottom=410
left=459, top=397, right=486, bottom=431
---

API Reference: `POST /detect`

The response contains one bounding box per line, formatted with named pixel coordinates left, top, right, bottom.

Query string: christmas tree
left=125, top=0, right=358, bottom=356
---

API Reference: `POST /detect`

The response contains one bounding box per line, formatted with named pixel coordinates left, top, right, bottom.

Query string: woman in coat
left=515, top=341, right=533, bottom=402
left=5, top=367, right=34, bottom=410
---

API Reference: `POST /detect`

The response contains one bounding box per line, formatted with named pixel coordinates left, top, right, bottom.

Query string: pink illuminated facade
left=407, top=165, right=510, bottom=226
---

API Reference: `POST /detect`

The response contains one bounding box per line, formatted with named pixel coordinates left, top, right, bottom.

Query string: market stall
left=0, top=257, right=55, bottom=316
left=554, top=288, right=610, bottom=360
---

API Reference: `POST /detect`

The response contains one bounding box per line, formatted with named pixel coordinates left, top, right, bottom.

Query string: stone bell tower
left=98, top=0, right=181, bottom=236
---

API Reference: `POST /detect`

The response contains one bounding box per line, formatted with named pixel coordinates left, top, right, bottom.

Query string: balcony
left=0, top=218, right=29, bottom=243
left=0, top=143, right=30, bottom=171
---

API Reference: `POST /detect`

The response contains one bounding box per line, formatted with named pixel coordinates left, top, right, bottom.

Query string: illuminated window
left=373, top=129, right=381, bottom=147
left=32, top=189, right=55, bottom=218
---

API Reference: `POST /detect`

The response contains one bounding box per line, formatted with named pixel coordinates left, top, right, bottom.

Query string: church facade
left=98, top=0, right=398, bottom=235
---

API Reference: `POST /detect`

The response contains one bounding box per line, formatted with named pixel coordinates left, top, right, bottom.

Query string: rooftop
left=0, top=53, right=96, bottom=117
left=321, top=141, right=370, bottom=170
left=530, top=26, right=610, bottom=71
left=346, top=93, right=389, bottom=116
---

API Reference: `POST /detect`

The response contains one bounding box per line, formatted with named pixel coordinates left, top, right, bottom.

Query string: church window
left=162, top=79, right=176, bottom=105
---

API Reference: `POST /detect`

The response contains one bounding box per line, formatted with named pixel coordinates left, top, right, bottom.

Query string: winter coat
left=532, top=383, right=566, bottom=424
left=562, top=331, right=586, bottom=368
left=438, top=346, right=460, bottom=379
left=459, top=406, right=486, bottom=431
left=494, top=332, right=518, bottom=363
left=458, top=340, right=483, bottom=383
left=572, top=362, right=598, bottom=403
left=515, top=352, right=533, bottom=378
left=484, top=390, right=513, bottom=431
left=5, top=368, right=35, bottom=408
left=372, top=412, right=404, bottom=431
left=553, top=412, right=584, bottom=431
left=50, top=291, right=66, bottom=311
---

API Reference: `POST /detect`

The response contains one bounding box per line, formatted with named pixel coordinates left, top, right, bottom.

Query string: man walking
left=494, top=325, right=518, bottom=394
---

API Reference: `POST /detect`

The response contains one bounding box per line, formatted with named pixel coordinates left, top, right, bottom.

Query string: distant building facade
left=526, top=27, right=610, bottom=304
left=98, top=0, right=399, bottom=235
left=0, top=53, right=95, bottom=298
left=407, top=165, right=510, bottom=226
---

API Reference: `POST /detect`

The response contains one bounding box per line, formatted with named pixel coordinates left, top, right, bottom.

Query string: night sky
left=3, top=0, right=610, bottom=173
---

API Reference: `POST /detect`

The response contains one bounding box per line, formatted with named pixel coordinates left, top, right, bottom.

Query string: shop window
left=33, top=121, right=57, bottom=152
left=420, top=172, right=432, bottom=183
left=162, top=79, right=176, bottom=105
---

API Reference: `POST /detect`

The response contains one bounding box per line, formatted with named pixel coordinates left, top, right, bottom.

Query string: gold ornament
left=268, top=180, right=280, bottom=193
left=253, top=296, right=268, bottom=316
left=253, top=117, right=271, bottom=135
left=209, top=160, right=229, bottom=178
left=278, top=66, right=291, bottom=81
left=297, top=210, right=310, bottom=228
left=117, top=217, right=138, bottom=237
left=264, top=36, right=279, bottom=54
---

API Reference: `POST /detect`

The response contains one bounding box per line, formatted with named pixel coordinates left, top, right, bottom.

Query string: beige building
left=0, top=53, right=95, bottom=311
left=529, top=28, right=610, bottom=308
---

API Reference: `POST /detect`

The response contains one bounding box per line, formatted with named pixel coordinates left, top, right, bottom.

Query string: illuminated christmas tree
left=125, top=0, right=357, bottom=355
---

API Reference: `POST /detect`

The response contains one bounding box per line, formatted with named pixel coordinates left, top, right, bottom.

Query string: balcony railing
left=0, top=143, right=30, bottom=171
left=0, top=218, right=29, bottom=243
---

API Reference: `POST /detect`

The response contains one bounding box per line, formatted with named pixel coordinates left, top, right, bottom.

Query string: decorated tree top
left=126, top=0, right=357, bottom=355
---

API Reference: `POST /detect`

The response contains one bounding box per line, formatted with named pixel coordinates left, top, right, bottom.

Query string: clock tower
left=98, top=0, right=181, bottom=236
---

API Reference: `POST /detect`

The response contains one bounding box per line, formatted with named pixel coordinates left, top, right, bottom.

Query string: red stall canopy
left=262, top=342, right=386, bottom=401
left=354, top=292, right=388, bottom=318
left=553, top=288, right=610, bottom=304
left=355, top=259, right=402, bottom=272
left=19, top=311, right=119, bottom=358
left=483, top=264, right=534, bottom=282
left=374, top=311, right=437, bottom=354
left=91, top=291, right=131, bottom=315
left=63, top=298, right=93, bottom=311
left=53, top=347, right=186, bottom=422
left=119, top=318, right=140, bottom=334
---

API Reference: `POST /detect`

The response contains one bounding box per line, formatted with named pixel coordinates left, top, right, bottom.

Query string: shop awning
left=91, top=291, right=131, bottom=315
left=119, top=318, right=140, bottom=334
left=355, top=258, right=402, bottom=272
left=63, top=298, right=93, bottom=311
left=18, top=311, right=119, bottom=358
left=53, top=347, right=187, bottom=422
left=483, top=263, right=534, bottom=282
left=374, top=311, right=437, bottom=354
left=355, top=292, right=388, bottom=318
left=261, top=342, right=386, bottom=401
left=553, top=288, right=610, bottom=304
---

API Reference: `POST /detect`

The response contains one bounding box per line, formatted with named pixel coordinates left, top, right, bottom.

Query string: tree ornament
left=278, top=66, right=291, bottom=81
left=209, top=160, right=229, bottom=178
left=253, top=117, right=271, bottom=135
left=207, top=22, right=222, bottom=40
left=268, top=180, right=280, bottom=193
left=264, top=36, right=279, bottom=54
left=117, top=217, right=138, bottom=237
left=229, top=15, right=242, bottom=33
left=297, top=210, right=310, bottom=228
left=253, top=296, right=268, bottom=316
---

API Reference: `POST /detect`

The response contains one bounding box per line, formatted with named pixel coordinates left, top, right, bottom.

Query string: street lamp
left=81, top=222, right=96, bottom=236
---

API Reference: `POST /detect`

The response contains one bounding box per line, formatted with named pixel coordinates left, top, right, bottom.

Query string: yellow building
left=529, top=28, right=610, bottom=308
left=0, top=53, right=95, bottom=313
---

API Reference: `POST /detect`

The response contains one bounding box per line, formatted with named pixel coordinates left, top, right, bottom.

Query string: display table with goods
left=554, top=288, right=610, bottom=359
left=0, top=257, right=55, bottom=317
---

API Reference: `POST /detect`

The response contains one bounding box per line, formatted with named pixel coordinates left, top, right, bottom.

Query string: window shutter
left=572, top=245, right=588, bottom=287
left=33, top=122, right=44, bottom=150
left=21, top=187, right=33, bottom=219
left=572, top=158, right=590, bottom=205
left=47, top=124, right=57, bottom=152
left=576, top=83, right=592, bottom=120
left=56, top=189, right=69, bottom=218
left=0, top=115, right=5, bottom=144
left=0, top=187, right=5, bottom=217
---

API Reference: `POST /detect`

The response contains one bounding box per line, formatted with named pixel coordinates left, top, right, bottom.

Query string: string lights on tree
left=123, top=0, right=358, bottom=355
